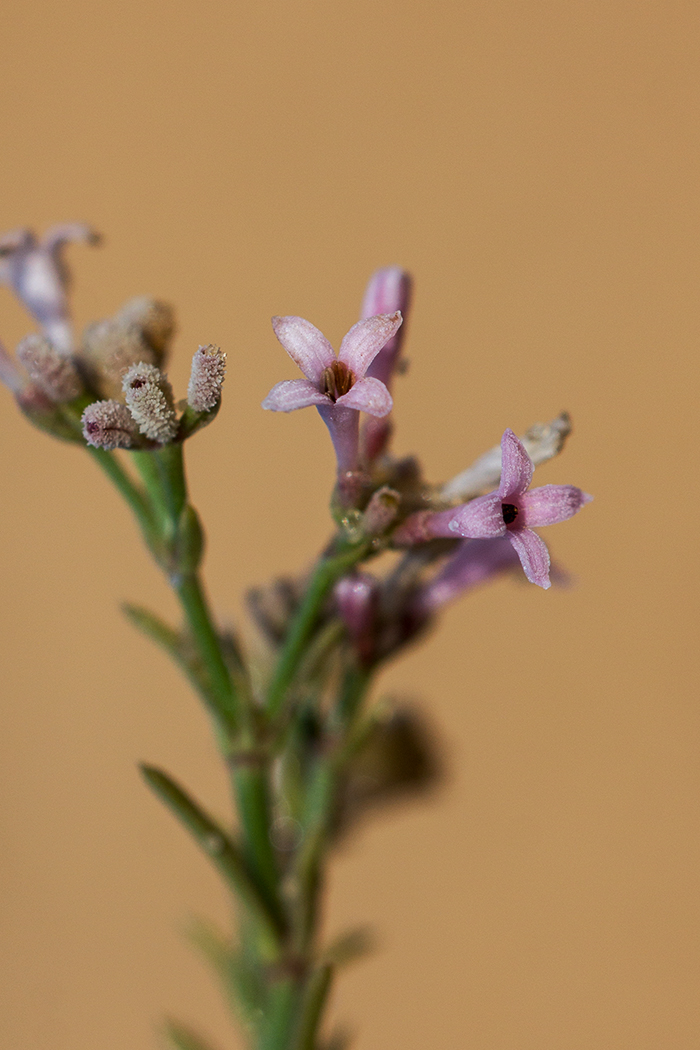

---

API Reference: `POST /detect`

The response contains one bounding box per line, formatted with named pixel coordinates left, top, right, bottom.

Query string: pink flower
left=262, top=312, right=402, bottom=487
left=396, top=429, right=592, bottom=590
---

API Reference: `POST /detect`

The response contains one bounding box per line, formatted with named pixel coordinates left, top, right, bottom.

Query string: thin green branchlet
left=0, top=233, right=592, bottom=1050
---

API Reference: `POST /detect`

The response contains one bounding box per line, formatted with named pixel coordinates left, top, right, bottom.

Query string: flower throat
left=321, top=360, right=354, bottom=401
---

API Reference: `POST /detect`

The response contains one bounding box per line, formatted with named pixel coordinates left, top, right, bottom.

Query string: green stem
left=154, top=443, right=187, bottom=522
left=176, top=572, right=238, bottom=730
left=259, top=980, right=301, bottom=1050
left=266, top=543, right=370, bottom=718
left=335, top=662, right=371, bottom=727
left=129, top=449, right=172, bottom=536
left=233, top=765, right=280, bottom=906
left=88, top=447, right=157, bottom=548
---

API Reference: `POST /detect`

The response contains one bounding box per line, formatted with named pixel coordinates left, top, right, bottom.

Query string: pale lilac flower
left=395, top=429, right=591, bottom=589
left=262, top=312, right=401, bottom=487
left=0, top=224, right=99, bottom=354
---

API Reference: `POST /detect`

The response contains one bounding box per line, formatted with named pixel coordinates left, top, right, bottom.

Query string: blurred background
left=1, top=1, right=698, bottom=1048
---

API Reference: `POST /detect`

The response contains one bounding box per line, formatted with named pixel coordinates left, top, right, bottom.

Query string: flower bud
left=116, top=297, right=175, bottom=358
left=363, top=486, right=400, bottom=537
left=82, top=399, right=138, bottom=449
left=122, top=362, right=178, bottom=443
left=187, top=344, right=226, bottom=412
left=15, top=333, right=83, bottom=402
left=335, top=572, right=380, bottom=665
left=361, top=268, right=412, bottom=388
left=80, top=317, right=155, bottom=400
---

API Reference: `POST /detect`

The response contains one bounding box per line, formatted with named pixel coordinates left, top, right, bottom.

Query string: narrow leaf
left=164, top=1019, right=221, bottom=1050
left=321, top=926, right=376, bottom=969
left=123, top=602, right=210, bottom=703
left=141, top=765, right=285, bottom=947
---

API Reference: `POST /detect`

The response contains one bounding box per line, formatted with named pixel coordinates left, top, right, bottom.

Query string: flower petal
left=271, top=316, right=335, bottom=383
left=507, top=528, right=551, bottom=589
left=520, top=485, right=593, bottom=527
left=498, top=428, right=534, bottom=499
left=337, top=312, right=402, bottom=377
left=262, top=379, right=330, bottom=412
left=446, top=493, right=506, bottom=539
left=335, top=376, right=393, bottom=417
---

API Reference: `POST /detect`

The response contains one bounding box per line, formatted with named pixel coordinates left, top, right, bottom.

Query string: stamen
left=321, top=360, right=355, bottom=401
left=502, top=503, right=519, bottom=525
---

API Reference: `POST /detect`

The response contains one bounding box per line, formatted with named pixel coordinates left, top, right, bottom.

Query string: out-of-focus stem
left=259, top=980, right=300, bottom=1050
left=294, top=664, right=372, bottom=954
left=290, top=964, right=333, bottom=1050
left=233, top=765, right=280, bottom=908
left=266, top=542, right=371, bottom=719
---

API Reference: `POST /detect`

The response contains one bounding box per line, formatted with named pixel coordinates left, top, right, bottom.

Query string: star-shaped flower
left=262, top=312, right=401, bottom=418
left=395, top=429, right=592, bottom=589
left=262, top=312, right=402, bottom=499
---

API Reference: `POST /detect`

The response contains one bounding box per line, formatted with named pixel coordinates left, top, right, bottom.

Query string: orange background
left=1, top=2, right=698, bottom=1048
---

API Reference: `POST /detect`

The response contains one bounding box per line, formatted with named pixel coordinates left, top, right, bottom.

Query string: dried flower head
left=122, top=362, right=178, bottom=443
left=15, top=333, right=83, bottom=402
left=187, top=344, right=226, bottom=412
left=82, top=399, right=138, bottom=450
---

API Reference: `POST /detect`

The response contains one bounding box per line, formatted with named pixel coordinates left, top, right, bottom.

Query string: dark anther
left=129, top=378, right=146, bottom=389
left=321, top=360, right=355, bottom=401
left=502, top=503, right=519, bottom=525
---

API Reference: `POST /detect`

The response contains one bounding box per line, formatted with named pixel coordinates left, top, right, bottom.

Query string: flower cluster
left=261, top=267, right=591, bottom=659
left=0, top=226, right=226, bottom=450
